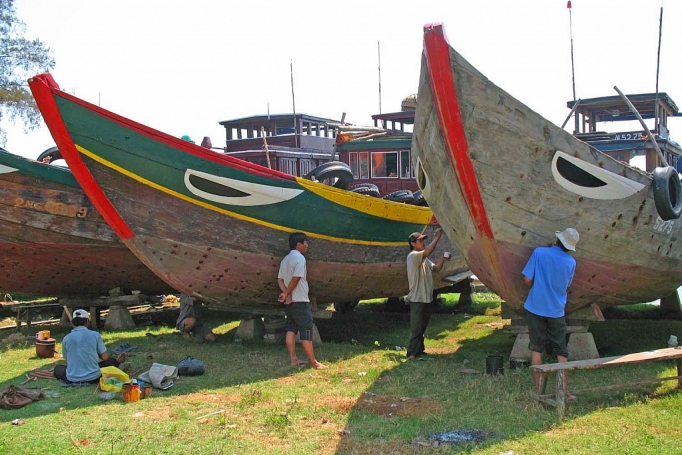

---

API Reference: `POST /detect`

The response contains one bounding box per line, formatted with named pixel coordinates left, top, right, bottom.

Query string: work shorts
left=527, top=312, right=569, bottom=358
left=285, top=302, right=314, bottom=341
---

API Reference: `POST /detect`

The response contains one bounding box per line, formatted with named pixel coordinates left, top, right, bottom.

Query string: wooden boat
left=412, top=23, right=682, bottom=314
left=0, top=148, right=172, bottom=297
left=29, top=73, right=469, bottom=315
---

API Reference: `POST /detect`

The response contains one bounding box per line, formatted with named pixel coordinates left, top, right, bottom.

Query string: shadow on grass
left=332, top=305, right=682, bottom=454
left=1, top=299, right=682, bottom=454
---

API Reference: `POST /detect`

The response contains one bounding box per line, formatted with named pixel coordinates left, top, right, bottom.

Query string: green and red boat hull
left=30, top=73, right=466, bottom=314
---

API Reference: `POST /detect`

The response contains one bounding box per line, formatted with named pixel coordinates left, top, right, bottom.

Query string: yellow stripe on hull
left=295, top=177, right=434, bottom=225
left=76, top=145, right=412, bottom=246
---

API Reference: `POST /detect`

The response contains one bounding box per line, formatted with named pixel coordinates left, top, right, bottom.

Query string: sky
left=3, top=0, right=681, bottom=161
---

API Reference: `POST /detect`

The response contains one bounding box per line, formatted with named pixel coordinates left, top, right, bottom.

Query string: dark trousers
left=407, top=301, right=433, bottom=357
left=53, top=358, right=120, bottom=383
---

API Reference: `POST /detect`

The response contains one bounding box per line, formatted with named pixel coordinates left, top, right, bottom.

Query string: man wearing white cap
left=522, top=228, right=579, bottom=397
left=53, top=309, right=127, bottom=384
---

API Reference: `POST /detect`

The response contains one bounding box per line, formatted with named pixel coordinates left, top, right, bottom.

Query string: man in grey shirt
left=405, top=229, right=448, bottom=360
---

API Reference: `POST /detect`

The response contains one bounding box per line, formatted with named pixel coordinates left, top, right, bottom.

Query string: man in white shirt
left=405, top=229, right=448, bottom=360
left=277, top=232, right=327, bottom=369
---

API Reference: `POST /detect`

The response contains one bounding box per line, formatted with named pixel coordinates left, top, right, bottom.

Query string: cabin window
left=349, top=152, right=359, bottom=179
left=300, top=159, right=316, bottom=177
left=359, top=152, right=369, bottom=179
left=279, top=158, right=297, bottom=176
left=371, top=151, right=398, bottom=178
left=400, top=150, right=411, bottom=179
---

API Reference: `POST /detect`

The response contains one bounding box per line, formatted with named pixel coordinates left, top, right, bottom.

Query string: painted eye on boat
left=184, top=169, right=303, bottom=207
left=551, top=151, right=645, bottom=200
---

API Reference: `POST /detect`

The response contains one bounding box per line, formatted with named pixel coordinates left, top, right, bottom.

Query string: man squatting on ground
left=522, top=228, right=579, bottom=397
left=54, top=309, right=127, bottom=384
left=405, top=228, right=449, bottom=360
left=176, top=294, right=216, bottom=342
left=277, top=232, right=327, bottom=369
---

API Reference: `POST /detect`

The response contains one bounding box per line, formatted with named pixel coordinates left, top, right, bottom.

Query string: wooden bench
left=10, top=303, right=62, bottom=329
left=532, top=347, right=682, bottom=419
left=60, top=295, right=147, bottom=328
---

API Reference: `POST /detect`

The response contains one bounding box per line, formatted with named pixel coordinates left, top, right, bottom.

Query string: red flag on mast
left=567, top=1, right=572, bottom=9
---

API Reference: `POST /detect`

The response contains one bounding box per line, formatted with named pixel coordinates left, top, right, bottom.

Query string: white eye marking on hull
left=551, top=150, right=645, bottom=200
left=0, top=164, right=18, bottom=174
left=184, top=169, right=303, bottom=206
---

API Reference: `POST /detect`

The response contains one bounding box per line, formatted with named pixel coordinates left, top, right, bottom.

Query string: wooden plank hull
left=412, top=23, right=682, bottom=314
left=29, top=74, right=468, bottom=315
left=0, top=150, right=172, bottom=297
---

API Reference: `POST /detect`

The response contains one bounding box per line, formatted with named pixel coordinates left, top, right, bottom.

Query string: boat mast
left=567, top=1, right=576, bottom=103
left=654, top=5, right=663, bottom=135
left=291, top=59, right=298, bottom=148
left=378, top=41, right=382, bottom=115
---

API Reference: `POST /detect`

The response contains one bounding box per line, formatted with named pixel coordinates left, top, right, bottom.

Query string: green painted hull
left=30, top=73, right=467, bottom=313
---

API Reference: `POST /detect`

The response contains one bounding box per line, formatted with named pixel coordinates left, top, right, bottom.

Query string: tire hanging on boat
left=652, top=166, right=682, bottom=221
left=304, top=161, right=354, bottom=190
left=36, top=146, right=61, bottom=164
left=382, top=190, right=415, bottom=204
left=349, top=183, right=381, bottom=198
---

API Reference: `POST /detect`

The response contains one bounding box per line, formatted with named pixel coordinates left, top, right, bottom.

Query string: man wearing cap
left=405, top=228, right=448, bottom=360
left=53, top=309, right=127, bottom=384
left=522, top=228, right=579, bottom=396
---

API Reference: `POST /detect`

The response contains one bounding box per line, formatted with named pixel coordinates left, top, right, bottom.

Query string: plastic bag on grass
left=99, top=366, right=129, bottom=392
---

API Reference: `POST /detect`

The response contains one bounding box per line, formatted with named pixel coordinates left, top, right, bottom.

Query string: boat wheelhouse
left=568, top=93, right=682, bottom=171
left=218, top=113, right=342, bottom=177
left=334, top=109, right=420, bottom=196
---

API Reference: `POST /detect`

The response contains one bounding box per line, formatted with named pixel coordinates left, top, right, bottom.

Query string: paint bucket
left=485, top=355, right=504, bottom=375
left=35, top=338, right=56, bottom=358
left=509, top=358, right=529, bottom=370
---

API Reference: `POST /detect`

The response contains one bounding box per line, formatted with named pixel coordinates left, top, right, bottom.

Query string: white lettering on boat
left=14, top=197, right=88, bottom=218
left=654, top=216, right=675, bottom=235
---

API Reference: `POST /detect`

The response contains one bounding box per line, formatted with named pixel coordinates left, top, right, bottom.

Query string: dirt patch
left=356, top=394, right=444, bottom=418
left=316, top=395, right=357, bottom=415
left=183, top=391, right=241, bottom=407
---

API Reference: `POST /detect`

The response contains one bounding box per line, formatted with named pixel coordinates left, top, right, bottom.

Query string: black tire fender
left=653, top=166, right=682, bottom=221
left=349, top=183, right=381, bottom=197
left=304, top=161, right=354, bottom=190
left=382, top=190, right=415, bottom=204
left=36, top=146, right=61, bottom=164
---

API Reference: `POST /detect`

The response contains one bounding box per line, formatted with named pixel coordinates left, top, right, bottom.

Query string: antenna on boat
left=654, top=5, right=663, bottom=135
left=378, top=41, right=382, bottom=114
left=291, top=59, right=298, bottom=148
left=567, top=1, right=577, bottom=102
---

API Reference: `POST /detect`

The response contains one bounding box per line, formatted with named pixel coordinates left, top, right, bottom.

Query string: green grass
left=0, top=295, right=681, bottom=454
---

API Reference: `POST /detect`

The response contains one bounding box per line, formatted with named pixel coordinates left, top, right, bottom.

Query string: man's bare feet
left=116, top=352, right=128, bottom=363
left=312, top=361, right=328, bottom=369
left=291, top=359, right=308, bottom=366
left=204, top=332, right=217, bottom=342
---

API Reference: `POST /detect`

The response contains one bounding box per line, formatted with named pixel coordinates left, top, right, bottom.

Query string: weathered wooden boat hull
left=412, top=23, right=682, bottom=314
left=0, top=150, right=172, bottom=297
left=29, top=73, right=467, bottom=315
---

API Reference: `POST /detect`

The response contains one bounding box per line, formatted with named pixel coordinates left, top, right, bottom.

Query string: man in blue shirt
left=522, top=228, right=579, bottom=396
left=53, top=309, right=126, bottom=384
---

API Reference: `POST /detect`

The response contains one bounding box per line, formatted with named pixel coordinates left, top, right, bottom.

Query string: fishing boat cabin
left=568, top=93, right=682, bottom=171
left=217, top=113, right=341, bottom=177
left=334, top=99, right=420, bottom=196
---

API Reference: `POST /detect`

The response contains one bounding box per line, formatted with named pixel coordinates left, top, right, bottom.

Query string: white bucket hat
left=555, top=228, right=579, bottom=251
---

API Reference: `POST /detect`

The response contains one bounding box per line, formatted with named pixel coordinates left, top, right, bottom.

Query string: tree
left=0, top=0, right=55, bottom=145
